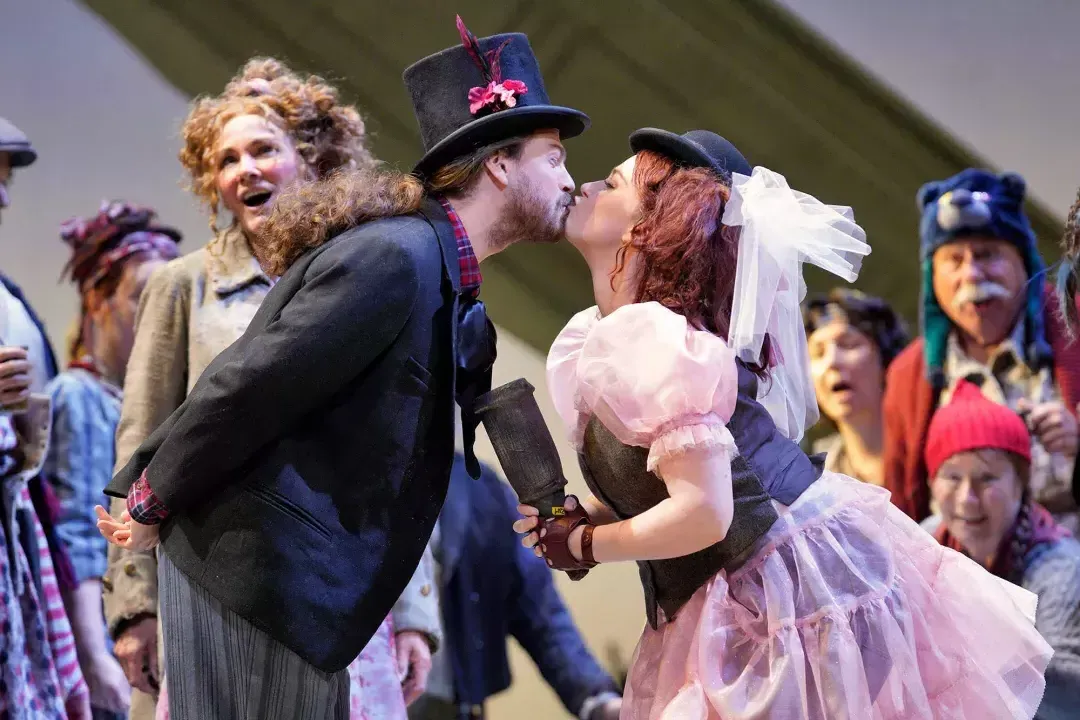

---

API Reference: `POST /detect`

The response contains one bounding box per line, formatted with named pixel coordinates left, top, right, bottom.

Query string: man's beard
left=488, top=174, right=569, bottom=252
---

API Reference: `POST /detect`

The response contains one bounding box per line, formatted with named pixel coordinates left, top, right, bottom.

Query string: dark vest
left=578, top=361, right=823, bottom=628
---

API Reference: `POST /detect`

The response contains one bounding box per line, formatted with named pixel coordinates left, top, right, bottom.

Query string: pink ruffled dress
left=548, top=302, right=1052, bottom=720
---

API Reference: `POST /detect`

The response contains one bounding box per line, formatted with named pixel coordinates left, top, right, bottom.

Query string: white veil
left=723, top=167, right=871, bottom=442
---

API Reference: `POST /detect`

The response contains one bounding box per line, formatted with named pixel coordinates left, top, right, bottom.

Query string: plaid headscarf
left=60, top=200, right=182, bottom=293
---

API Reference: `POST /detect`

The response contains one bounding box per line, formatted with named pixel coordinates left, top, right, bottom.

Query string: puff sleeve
left=572, top=302, right=738, bottom=472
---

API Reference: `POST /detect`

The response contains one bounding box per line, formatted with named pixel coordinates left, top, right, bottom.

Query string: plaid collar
left=436, top=195, right=482, bottom=297
left=946, top=316, right=1029, bottom=378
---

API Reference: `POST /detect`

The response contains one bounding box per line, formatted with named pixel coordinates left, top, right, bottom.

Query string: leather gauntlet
left=538, top=495, right=597, bottom=579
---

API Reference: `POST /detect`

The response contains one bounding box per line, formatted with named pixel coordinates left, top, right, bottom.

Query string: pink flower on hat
left=468, top=79, right=528, bottom=115
left=457, top=16, right=528, bottom=116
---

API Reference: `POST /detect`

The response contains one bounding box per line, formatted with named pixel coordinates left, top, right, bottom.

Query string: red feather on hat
left=456, top=15, right=491, bottom=85
left=456, top=15, right=513, bottom=85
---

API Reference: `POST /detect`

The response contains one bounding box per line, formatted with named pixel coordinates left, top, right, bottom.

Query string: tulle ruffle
left=724, top=167, right=871, bottom=443
left=647, top=423, right=736, bottom=474
left=622, top=472, right=1051, bottom=720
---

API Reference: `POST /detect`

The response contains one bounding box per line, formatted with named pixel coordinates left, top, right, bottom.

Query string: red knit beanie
left=924, top=379, right=1032, bottom=479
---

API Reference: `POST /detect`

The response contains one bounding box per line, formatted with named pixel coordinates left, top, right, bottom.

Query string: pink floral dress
left=346, top=614, right=408, bottom=719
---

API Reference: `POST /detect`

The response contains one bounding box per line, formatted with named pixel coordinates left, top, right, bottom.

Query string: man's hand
left=95, top=505, right=159, bottom=551
left=0, top=345, right=31, bottom=410
left=113, top=615, right=159, bottom=695
left=1017, top=399, right=1079, bottom=458
left=84, top=651, right=131, bottom=712
left=395, top=630, right=432, bottom=706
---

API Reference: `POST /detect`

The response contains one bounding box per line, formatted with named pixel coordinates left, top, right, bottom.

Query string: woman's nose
left=237, top=154, right=259, bottom=178
left=581, top=181, right=603, bottom=198
left=957, top=478, right=981, bottom=506
left=819, top=345, right=840, bottom=371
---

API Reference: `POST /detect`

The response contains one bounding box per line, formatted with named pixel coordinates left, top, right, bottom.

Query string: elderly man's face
left=932, top=236, right=1027, bottom=349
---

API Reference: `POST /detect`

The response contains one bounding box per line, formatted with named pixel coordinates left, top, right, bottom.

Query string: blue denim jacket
left=44, top=369, right=120, bottom=584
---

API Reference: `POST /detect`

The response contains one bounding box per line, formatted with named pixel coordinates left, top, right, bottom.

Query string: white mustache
left=953, top=281, right=1012, bottom=307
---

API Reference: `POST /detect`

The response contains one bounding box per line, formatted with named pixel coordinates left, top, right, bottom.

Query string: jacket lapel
left=417, top=196, right=462, bottom=296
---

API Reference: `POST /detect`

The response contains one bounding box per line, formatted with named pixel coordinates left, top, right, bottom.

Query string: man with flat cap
left=0, top=118, right=58, bottom=407
left=96, top=16, right=589, bottom=720
left=0, top=117, right=91, bottom=717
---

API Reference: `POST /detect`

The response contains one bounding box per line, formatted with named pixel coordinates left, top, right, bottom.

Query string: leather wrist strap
left=580, top=523, right=597, bottom=565
left=539, top=495, right=597, bottom=573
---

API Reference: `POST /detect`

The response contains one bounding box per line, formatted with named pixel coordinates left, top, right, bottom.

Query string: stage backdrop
left=70, top=0, right=1067, bottom=348
left=4, top=0, right=1079, bottom=716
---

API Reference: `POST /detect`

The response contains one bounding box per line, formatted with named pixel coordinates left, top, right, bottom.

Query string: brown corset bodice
left=579, top=418, right=778, bottom=629
left=577, top=361, right=823, bottom=629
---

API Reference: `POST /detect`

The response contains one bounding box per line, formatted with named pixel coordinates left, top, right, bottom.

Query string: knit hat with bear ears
left=916, top=169, right=1049, bottom=388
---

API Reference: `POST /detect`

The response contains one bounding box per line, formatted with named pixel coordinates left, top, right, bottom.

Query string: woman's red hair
left=614, top=150, right=771, bottom=377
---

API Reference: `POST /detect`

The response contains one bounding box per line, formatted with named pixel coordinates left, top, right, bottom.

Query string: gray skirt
left=158, top=549, right=349, bottom=719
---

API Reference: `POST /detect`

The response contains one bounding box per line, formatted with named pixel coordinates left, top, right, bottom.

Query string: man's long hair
left=425, top=136, right=524, bottom=198
left=259, top=166, right=423, bottom=276
left=260, top=137, right=526, bottom=276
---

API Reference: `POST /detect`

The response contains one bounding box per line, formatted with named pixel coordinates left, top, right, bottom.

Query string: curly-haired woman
left=101, top=58, right=438, bottom=720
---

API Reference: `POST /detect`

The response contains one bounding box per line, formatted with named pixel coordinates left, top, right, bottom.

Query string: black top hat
left=404, top=17, right=589, bottom=178
left=0, top=117, right=37, bottom=168
left=629, top=128, right=751, bottom=180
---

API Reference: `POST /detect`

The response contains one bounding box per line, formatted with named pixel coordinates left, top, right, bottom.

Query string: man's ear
left=483, top=150, right=512, bottom=190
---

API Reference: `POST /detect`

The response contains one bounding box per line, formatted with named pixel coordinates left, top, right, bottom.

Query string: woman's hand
left=84, top=651, right=131, bottom=713
left=515, top=496, right=587, bottom=562
left=395, top=630, right=432, bottom=706
left=113, top=615, right=159, bottom=695
left=95, top=505, right=160, bottom=551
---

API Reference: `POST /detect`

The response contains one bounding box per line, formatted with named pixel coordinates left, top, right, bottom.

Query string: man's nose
left=958, top=255, right=985, bottom=282
left=560, top=166, right=575, bottom=194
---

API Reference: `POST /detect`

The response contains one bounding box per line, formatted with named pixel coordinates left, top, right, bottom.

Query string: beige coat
left=103, top=229, right=441, bottom=714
